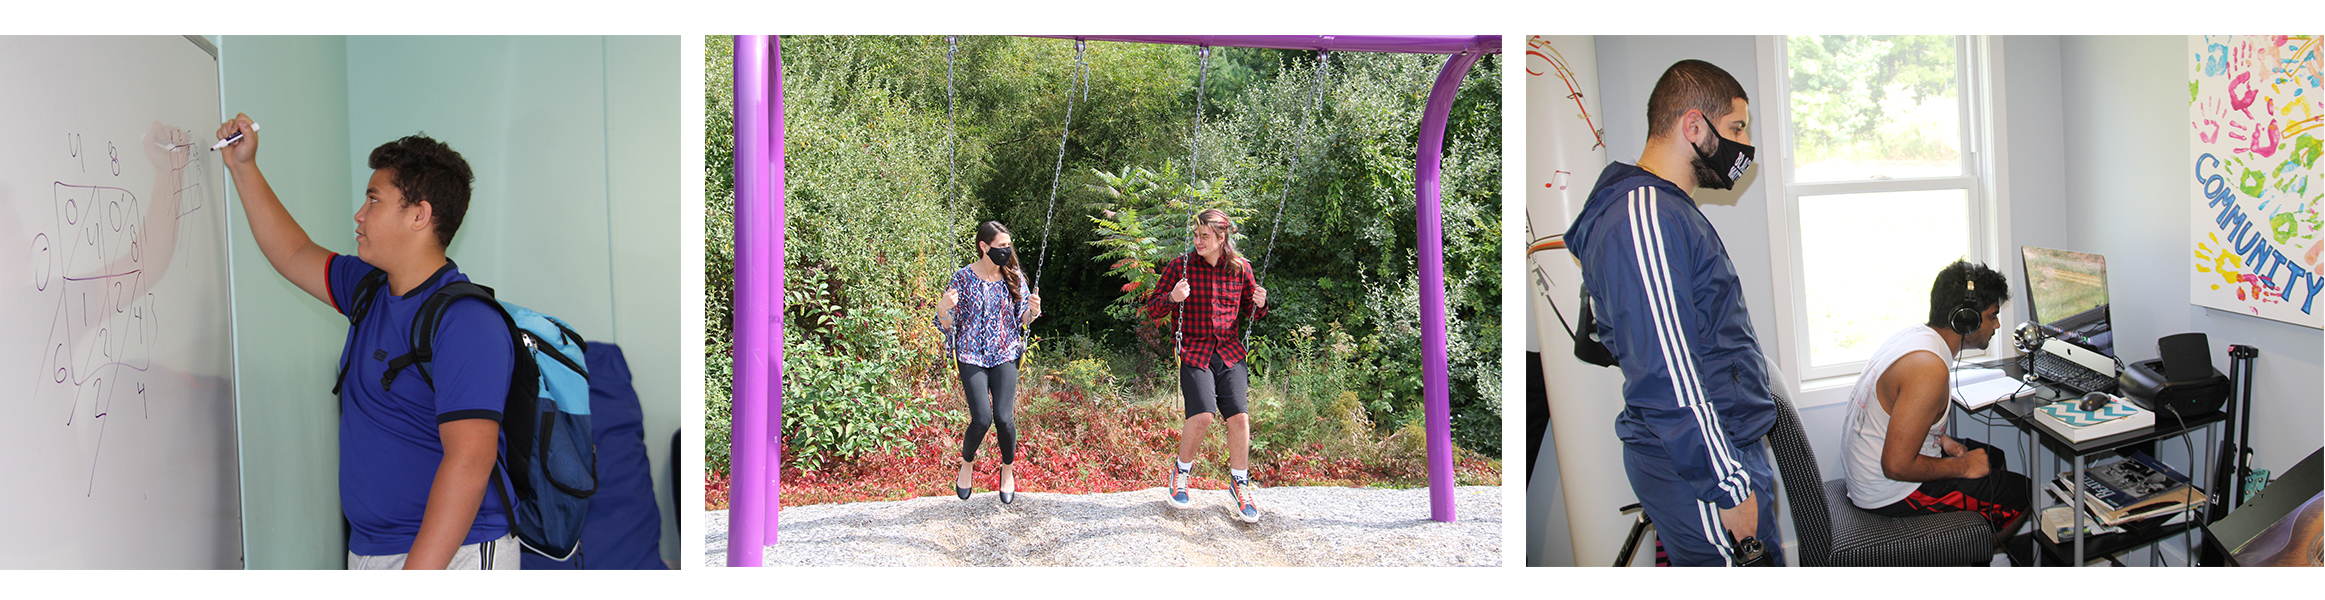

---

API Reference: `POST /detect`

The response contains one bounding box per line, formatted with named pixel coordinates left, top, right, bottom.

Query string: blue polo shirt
left=327, top=254, right=513, bottom=556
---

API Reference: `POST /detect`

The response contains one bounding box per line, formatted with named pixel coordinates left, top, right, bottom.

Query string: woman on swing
left=1149, top=208, right=1269, bottom=523
left=934, top=221, right=1040, bottom=504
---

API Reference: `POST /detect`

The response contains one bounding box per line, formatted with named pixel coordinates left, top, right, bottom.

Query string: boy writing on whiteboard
left=217, top=114, right=517, bottom=570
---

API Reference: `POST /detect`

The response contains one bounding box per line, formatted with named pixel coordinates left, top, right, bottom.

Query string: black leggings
left=958, top=359, right=1018, bottom=464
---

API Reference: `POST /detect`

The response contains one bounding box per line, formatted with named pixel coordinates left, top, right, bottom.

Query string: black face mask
left=986, top=246, right=1013, bottom=267
left=1690, top=113, right=1756, bottom=190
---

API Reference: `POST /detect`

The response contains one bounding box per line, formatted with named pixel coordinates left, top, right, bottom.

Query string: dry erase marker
left=211, top=123, right=261, bottom=151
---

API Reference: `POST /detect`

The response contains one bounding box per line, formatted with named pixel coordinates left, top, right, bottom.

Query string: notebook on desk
left=1952, top=368, right=2039, bottom=410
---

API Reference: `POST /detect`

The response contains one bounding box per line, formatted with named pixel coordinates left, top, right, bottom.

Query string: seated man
left=1841, top=261, right=2031, bottom=549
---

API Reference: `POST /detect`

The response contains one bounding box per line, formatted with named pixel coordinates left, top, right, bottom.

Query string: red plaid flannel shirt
left=1144, top=252, right=1268, bottom=368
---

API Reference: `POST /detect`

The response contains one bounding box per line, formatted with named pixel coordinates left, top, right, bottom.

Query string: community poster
left=2189, top=35, right=2322, bottom=329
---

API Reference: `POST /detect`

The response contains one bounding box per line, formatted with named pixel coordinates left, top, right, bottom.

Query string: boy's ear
left=411, top=200, right=435, bottom=231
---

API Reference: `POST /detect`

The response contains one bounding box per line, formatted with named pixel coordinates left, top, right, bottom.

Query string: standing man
left=218, top=114, right=518, bottom=569
left=1564, top=59, right=1778, bottom=566
left=1841, top=261, right=2029, bottom=551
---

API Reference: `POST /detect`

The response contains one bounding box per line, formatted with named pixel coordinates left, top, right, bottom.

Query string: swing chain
left=1256, top=49, right=1330, bottom=289
left=1191, top=45, right=1212, bottom=186
left=945, top=36, right=959, bottom=210
left=1034, top=39, right=1087, bottom=296
left=1246, top=50, right=1330, bottom=349
left=942, top=36, right=961, bottom=363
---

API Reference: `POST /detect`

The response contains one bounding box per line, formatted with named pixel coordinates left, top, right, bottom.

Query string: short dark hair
left=1926, top=260, right=2011, bottom=329
left=1647, top=59, right=1749, bottom=140
left=367, top=134, right=474, bottom=248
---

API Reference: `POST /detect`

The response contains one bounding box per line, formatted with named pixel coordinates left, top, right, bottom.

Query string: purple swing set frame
left=727, top=34, right=1500, bottom=566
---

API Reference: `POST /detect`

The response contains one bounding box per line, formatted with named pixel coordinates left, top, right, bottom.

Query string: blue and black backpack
left=335, top=269, right=598, bottom=563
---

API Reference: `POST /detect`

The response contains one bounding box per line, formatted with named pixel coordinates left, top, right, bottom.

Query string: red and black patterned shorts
left=1864, top=438, right=2031, bottom=531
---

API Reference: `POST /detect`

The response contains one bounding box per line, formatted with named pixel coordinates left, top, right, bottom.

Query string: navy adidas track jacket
left=1564, top=162, right=1775, bottom=510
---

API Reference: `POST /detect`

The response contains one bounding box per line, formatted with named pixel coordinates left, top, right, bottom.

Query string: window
left=1759, top=36, right=2003, bottom=382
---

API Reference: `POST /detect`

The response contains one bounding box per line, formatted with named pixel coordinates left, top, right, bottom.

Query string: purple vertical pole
left=1414, top=44, right=1484, bottom=523
left=764, top=38, right=788, bottom=548
left=726, top=34, right=772, bottom=567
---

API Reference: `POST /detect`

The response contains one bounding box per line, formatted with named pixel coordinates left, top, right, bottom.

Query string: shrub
left=779, top=282, right=941, bottom=471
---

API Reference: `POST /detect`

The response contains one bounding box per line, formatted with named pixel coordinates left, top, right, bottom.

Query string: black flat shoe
left=998, top=465, right=1016, bottom=504
left=956, top=485, right=972, bottom=500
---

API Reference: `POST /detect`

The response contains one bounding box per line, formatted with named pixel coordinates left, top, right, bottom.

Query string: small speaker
left=2158, top=332, right=2213, bottom=383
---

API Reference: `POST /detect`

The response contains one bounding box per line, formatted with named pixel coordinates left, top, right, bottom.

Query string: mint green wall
left=224, top=35, right=681, bottom=568
left=345, top=36, right=683, bottom=566
left=601, top=36, right=684, bottom=566
left=219, top=35, right=354, bottom=570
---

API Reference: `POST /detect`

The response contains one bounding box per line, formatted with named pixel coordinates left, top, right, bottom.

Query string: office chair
left=1766, top=382, right=1997, bottom=566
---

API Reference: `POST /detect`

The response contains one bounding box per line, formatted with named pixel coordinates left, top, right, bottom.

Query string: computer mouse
left=2079, top=391, right=2111, bottom=412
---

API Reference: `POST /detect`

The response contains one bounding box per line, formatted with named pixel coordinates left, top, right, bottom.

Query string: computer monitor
left=2021, top=246, right=2115, bottom=358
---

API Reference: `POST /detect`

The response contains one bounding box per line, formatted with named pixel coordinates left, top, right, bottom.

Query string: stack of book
left=2031, top=396, right=2153, bottom=442
left=2042, top=450, right=2210, bottom=542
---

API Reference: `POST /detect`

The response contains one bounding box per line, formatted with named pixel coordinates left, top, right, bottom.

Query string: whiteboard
left=0, top=36, right=241, bottom=569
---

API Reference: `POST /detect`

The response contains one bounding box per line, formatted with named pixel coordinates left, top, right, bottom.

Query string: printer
left=2117, top=333, right=2232, bottom=417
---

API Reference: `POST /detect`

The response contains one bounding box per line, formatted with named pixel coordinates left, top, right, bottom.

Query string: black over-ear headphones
left=1948, top=262, right=1982, bottom=335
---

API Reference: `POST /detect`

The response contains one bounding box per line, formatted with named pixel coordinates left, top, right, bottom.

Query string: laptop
left=2021, top=246, right=2120, bottom=394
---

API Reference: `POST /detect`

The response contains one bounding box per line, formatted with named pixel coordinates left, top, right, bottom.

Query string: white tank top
left=1841, top=326, right=1953, bottom=509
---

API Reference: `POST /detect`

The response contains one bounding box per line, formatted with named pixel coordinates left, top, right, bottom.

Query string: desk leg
left=2030, top=432, right=2046, bottom=567
left=2073, top=454, right=2087, bottom=566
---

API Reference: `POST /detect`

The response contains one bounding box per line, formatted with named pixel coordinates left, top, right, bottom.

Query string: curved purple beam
left=1414, top=41, right=1489, bottom=523
left=1027, top=35, right=1494, bottom=56
left=726, top=34, right=779, bottom=567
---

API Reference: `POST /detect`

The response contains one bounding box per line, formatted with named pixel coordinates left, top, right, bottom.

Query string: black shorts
left=1863, top=438, right=2031, bottom=531
left=1179, top=358, right=1248, bottom=420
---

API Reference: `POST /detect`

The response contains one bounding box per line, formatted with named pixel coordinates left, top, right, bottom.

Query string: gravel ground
left=706, top=485, right=1501, bottom=567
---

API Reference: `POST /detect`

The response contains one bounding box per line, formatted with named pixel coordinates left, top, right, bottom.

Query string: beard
left=1692, top=154, right=1729, bottom=189
left=1689, top=145, right=1732, bottom=190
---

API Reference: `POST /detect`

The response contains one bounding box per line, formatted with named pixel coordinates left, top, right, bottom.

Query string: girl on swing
left=1148, top=208, right=1269, bottom=523
left=934, top=221, right=1040, bottom=504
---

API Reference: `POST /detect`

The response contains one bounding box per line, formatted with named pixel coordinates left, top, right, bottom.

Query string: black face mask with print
left=1690, top=112, right=1756, bottom=191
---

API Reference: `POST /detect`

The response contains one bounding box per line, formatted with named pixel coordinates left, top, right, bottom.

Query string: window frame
left=1755, top=35, right=2018, bottom=396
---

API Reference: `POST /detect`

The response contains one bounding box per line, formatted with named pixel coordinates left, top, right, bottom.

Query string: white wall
left=2053, top=36, right=2322, bottom=479
left=221, top=35, right=355, bottom=570
left=225, top=35, right=682, bottom=568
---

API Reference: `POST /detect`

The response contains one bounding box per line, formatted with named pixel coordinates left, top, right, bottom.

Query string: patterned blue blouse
left=932, top=265, right=1030, bottom=368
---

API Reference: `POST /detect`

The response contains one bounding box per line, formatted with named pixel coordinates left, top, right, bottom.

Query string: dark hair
left=367, top=134, right=475, bottom=248
left=1926, top=260, right=2011, bottom=329
left=1647, top=59, right=1749, bottom=140
left=976, top=220, right=1025, bottom=309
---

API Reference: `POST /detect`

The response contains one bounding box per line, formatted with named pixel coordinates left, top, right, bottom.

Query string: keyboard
left=2031, top=351, right=2117, bottom=395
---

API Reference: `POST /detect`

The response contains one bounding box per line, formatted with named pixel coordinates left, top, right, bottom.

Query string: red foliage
left=705, top=468, right=731, bottom=510
left=707, top=379, right=1503, bottom=509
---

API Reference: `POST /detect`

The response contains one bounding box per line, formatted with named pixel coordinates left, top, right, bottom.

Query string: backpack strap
left=381, top=281, right=501, bottom=392
left=1572, top=282, right=1619, bottom=367
left=331, top=268, right=390, bottom=396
